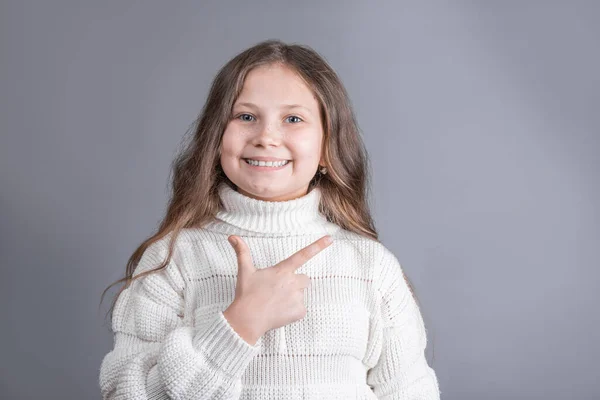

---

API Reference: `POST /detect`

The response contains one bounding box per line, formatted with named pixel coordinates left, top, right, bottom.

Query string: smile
left=243, top=159, right=291, bottom=170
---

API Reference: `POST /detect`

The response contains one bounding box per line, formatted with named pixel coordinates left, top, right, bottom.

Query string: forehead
left=235, top=64, right=319, bottom=110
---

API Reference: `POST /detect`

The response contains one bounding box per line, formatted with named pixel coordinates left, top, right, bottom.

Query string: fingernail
left=228, top=236, right=237, bottom=245
left=325, top=236, right=333, bottom=244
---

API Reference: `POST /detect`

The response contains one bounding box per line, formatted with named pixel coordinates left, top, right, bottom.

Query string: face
left=220, top=63, right=325, bottom=202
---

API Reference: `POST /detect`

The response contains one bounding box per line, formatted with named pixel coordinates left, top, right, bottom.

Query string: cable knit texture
left=99, top=181, right=441, bottom=399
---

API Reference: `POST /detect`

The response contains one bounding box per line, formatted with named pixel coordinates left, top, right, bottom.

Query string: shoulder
left=131, top=234, right=173, bottom=277
left=329, top=228, right=395, bottom=261
left=130, top=231, right=198, bottom=290
left=140, top=228, right=223, bottom=263
left=370, top=241, right=406, bottom=296
left=327, top=228, right=379, bottom=259
left=327, top=229, right=399, bottom=279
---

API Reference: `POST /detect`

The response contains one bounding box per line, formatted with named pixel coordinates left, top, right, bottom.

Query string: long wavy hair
left=99, top=40, right=431, bottom=360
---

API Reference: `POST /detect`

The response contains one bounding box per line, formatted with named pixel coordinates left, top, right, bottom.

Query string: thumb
left=228, top=235, right=254, bottom=276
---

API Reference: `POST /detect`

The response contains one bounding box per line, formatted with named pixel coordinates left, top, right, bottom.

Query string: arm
left=99, top=238, right=261, bottom=399
left=367, top=247, right=441, bottom=399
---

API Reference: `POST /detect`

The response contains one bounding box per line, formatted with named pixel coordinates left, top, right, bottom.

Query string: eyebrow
left=234, top=102, right=312, bottom=114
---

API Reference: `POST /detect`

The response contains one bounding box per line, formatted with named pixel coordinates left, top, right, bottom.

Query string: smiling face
left=220, top=63, right=325, bottom=202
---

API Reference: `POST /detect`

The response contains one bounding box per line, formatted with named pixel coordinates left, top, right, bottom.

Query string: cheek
left=290, top=135, right=322, bottom=162
left=220, top=129, right=240, bottom=155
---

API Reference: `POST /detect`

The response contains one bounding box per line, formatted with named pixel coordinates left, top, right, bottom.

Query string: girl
left=99, top=39, right=441, bottom=399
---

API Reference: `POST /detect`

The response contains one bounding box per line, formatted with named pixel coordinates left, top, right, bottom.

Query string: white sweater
left=99, top=182, right=441, bottom=399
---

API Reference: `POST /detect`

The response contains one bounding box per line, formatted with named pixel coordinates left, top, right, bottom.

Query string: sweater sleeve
left=367, top=247, right=441, bottom=400
left=99, top=238, right=261, bottom=399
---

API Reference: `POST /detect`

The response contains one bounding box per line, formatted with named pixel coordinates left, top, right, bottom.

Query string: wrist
left=223, top=302, right=264, bottom=345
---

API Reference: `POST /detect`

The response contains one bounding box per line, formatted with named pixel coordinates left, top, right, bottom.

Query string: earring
left=319, top=166, right=328, bottom=175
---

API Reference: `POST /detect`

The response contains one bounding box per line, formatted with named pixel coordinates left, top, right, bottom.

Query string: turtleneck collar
left=203, top=181, right=340, bottom=237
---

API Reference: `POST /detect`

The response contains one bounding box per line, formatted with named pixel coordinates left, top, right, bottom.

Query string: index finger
left=278, top=235, right=333, bottom=273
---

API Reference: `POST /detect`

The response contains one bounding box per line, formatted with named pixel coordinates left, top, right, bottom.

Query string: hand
left=223, top=235, right=333, bottom=344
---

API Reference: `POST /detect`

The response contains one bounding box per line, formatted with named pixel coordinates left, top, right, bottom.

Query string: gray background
left=1, top=1, right=598, bottom=399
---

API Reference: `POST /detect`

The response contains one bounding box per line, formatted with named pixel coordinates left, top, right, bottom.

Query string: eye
left=286, top=115, right=303, bottom=123
left=236, top=113, right=255, bottom=122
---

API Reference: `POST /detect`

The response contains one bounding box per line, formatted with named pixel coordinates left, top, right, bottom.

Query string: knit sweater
left=99, top=182, right=441, bottom=399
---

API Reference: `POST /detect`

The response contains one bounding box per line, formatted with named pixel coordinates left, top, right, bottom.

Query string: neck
left=203, top=181, right=340, bottom=237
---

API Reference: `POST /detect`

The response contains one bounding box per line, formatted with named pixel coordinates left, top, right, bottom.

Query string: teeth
left=245, top=159, right=289, bottom=167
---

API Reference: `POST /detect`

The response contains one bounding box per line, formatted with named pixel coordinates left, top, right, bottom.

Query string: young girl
left=99, top=39, right=441, bottom=399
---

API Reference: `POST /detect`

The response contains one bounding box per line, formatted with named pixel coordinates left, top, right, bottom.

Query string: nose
left=251, top=122, right=281, bottom=148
